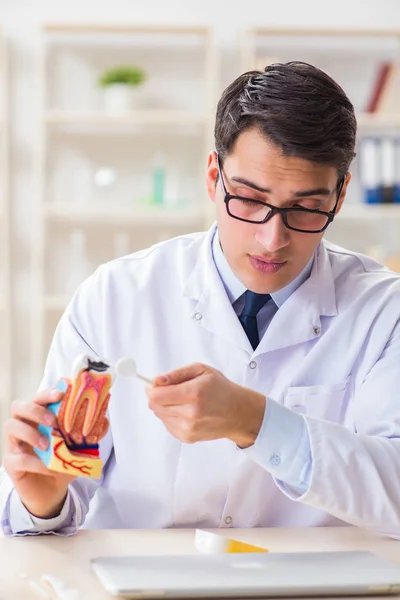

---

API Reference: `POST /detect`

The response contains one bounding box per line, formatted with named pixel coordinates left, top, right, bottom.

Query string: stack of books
left=359, top=137, right=400, bottom=204
left=365, top=61, right=400, bottom=115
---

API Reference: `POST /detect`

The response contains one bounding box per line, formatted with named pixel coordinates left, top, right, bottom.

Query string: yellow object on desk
left=195, top=529, right=268, bottom=554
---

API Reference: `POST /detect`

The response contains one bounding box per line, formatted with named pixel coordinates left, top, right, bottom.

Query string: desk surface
left=1, top=526, right=400, bottom=599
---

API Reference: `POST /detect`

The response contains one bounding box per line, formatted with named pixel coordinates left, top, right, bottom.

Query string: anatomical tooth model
left=34, top=355, right=149, bottom=478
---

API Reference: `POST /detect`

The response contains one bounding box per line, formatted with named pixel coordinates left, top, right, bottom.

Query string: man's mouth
left=249, top=255, right=287, bottom=274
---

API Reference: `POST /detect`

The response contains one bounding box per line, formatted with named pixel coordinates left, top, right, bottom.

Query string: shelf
left=248, top=28, right=400, bottom=37
left=357, top=113, right=400, bottom=129
left=31, top=21, right=216, bottom=386
left=43, top=24, right=211, bottom=36
left=42, top=203, right=205, bottom=226
left=44, top=110, right=208, bottom=127
left=338, top=204, right=400, bottom=219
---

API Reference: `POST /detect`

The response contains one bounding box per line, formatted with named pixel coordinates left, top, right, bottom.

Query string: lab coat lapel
left=183, top=231, right=338, bottom=355
left=255, top=241, right=338, bottom=355
left=183, top=226, right=252, bottom=352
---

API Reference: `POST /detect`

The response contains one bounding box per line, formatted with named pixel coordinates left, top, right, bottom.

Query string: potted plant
left=98, top=65, right=146, bottom=113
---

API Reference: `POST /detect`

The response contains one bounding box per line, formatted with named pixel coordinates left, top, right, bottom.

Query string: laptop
left=91, top=550, right=400, bottom=598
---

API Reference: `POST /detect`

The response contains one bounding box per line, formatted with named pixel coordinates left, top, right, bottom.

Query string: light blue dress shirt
left=212, top=230, right=313, bottom=495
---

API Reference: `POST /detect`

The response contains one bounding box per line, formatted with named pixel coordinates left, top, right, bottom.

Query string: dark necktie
left=239, top=290, right=271, bottom=350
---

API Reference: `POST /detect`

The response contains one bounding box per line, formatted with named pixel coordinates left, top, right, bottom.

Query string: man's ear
left=335, top=171, right=352, bottom=215
left=206, top=151, right=219, bottom=203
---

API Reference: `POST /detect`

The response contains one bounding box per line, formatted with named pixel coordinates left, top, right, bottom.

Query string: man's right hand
left=3, top=389, right=76, bottom=519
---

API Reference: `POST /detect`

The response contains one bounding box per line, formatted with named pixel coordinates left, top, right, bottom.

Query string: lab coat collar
left=255, top=240, right=337, bottom=354
left=183, top=224, right=337, bottom=354
left=183, top=225, right=249, bottom=351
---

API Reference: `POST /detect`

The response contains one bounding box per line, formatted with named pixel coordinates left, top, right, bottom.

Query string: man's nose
left=254, top=211, right=291, bottom=252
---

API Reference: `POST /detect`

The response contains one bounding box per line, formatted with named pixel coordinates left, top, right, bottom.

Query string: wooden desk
left=1, top=527, right=400, bottom=599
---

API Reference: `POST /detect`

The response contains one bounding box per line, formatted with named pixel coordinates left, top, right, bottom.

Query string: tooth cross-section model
left=34, top=355, right=115, bottom=479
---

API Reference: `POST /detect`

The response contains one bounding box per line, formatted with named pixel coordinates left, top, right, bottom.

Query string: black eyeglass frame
left=216, top=153, right=346, bottom=234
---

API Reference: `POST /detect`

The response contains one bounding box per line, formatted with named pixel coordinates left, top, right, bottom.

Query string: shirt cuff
left=241, top=398, right=312, bottom=495
left=6, top=489, right=73, bottom=535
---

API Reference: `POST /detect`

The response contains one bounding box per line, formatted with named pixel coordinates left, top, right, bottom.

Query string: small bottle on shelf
left=151, top=153, right=165, bottom=206
left=93, top=167, right=117, bottom=204
left=164, top=168, right=185, bottom=210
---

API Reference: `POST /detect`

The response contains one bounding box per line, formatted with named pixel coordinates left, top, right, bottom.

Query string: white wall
left=2, top=0, right=400, bottom=400
left=5, top=0, right=400, bottom=35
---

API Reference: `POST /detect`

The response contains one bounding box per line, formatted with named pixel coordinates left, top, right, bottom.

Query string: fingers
left=5, top=391, right=63, bottom=457
left=11, top=399, right=56, bottom=428
left=3, top=451, right=53, bottom=477
left=33, top=388, right=64, bottom=407
left=152, top=363, right=209, bottom=387
left=147, top=384, right=185, bottom=408
left=150, top=404, right=180, bottom=421
left=151, top=412, right=201, bottom=444
left=148, top=363, right=214, bottom=408
left=5, top=418, right=49, bottom=453
left=6, top=391, right=62, bottom=451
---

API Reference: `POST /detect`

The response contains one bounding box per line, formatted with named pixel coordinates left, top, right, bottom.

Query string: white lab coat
left=2, top=225, right=400, bottom=536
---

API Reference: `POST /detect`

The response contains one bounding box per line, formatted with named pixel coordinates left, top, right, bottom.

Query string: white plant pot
left=102, top=84, right=135, bottom=114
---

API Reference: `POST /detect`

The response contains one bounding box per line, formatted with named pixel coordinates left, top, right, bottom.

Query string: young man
left=2, top=62, right=400, bottom=538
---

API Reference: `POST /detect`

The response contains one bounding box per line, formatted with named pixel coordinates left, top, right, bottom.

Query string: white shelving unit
left=44, top=110, right=208, bottom=126
left=31, top=24, right=217, bottom=384
left=0, top=28, right=12, bottom=442
left=337, top=204, right=400, bottom=220
left=241, top=28, right=400, bottom=261
left=42, top=202, right=205, bottom=225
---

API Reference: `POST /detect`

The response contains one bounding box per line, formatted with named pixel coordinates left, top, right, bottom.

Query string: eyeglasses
left=216, top=154, right=345, bottom=234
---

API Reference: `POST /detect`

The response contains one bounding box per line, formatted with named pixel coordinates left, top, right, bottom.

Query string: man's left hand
left=146, top=363, right=266, bottom=448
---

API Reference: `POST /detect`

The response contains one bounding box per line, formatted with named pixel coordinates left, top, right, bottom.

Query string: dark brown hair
left=215, top=61, right=356, bottom=178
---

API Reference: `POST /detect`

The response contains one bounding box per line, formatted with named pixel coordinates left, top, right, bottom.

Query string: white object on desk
left=90, top=551, right=400, bottom=598
left=20, top=572, right=82, bottom=600
left=23, top=576, right=52, bottom=600
left=195, top=529, right=268, bottom=554
left=41, top=574, right=81, bottom=600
